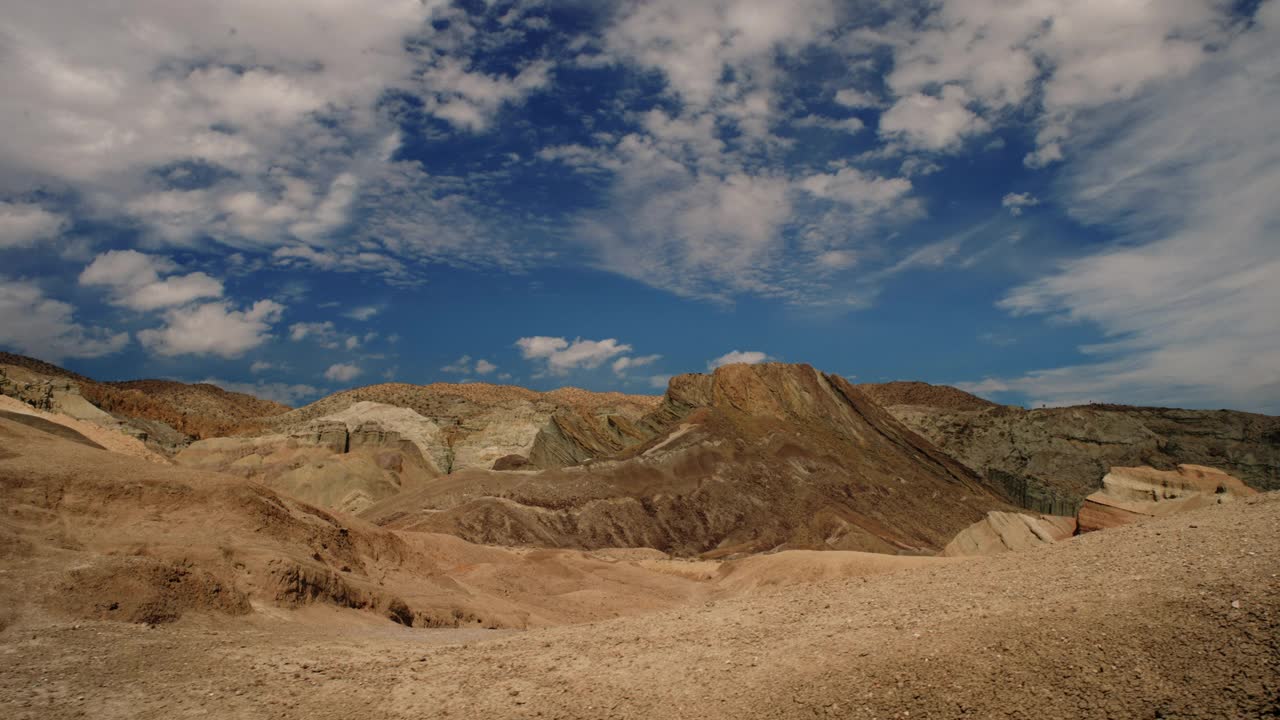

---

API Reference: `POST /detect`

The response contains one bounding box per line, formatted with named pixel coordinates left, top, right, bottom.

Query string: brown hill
left=361, top=364, right=1011, bottom=556
left=857, top=380, right=999, bottom=410
left=0, top=352, right=290, bottom=449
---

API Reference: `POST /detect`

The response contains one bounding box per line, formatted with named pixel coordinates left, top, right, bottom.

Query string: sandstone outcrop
left=361, top=364, right=1012, bottom=556
left=941, top=511, right=1077, bottom=557
left=1077, top=464, right=1257, bottom=532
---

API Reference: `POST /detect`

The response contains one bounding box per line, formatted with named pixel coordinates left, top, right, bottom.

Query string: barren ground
left=3, top=494, right=1276, bottom=720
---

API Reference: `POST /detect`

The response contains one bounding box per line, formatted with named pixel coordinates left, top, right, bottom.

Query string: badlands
left=0, top=352, right=1276, bottom=719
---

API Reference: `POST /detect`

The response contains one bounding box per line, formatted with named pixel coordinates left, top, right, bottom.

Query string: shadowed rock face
left=361, top=364, right=1012, bottom=556
left=865, top=386, right=1280, bottom=512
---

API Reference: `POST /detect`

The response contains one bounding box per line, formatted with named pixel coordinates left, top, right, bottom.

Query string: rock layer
left=1077, top=464, right=1257, bottom=532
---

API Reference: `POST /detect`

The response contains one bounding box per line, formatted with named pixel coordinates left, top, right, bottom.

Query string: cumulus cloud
left=879, top=86, right=989, bottom=152
left=138, top=300, right=284, bottom=358
left=79, top=250, right=223, bottom=311
left=708, top=350, right=770, bottom=370
left=0, top=202, right=67, bottom=248
left=1001, top=192, right=1039, bottom=216
left=516, top=336, right=633, bottom=375
left=0, top=278, right=129, bottom=360
left=441, top=355, right=496, bottom=375
left=323, top=363, right=362, bottom=383
left=288, top=321, right=339, bottom=348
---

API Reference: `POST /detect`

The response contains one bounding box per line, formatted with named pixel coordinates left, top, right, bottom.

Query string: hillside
left=0, top=352, right=290, bottom=448
left=857, top=380, right=998, bottom=410
left=865, top=382, right=1280, bottom=514
left=361, top=364, right=1010, bottom=555
left=3, top=412, right=1275, bottom=718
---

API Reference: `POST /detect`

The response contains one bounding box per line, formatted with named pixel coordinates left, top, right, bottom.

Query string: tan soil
left=0, top=493, right=1275, bottom=719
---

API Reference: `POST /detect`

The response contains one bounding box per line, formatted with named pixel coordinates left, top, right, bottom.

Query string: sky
left=1, top=0, right=1278, bottom=412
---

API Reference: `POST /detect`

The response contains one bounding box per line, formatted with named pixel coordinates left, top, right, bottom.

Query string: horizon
left=2, top=2, right=1277, bottom=412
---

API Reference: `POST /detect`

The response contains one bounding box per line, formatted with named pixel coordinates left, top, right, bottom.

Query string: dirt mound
left=1078, top=464, right=1257, bottom=532
left=57, top=557, right=251, bottom=624
left=364, top=364, right=1011, bottom=555
left=857, top=380, right=999, bottom=410
left=0, top=408, right=103, bottom=449
left=942, top=510, right=1077, bottom=556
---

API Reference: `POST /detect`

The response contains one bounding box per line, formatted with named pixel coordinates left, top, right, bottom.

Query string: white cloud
left=441, top=355, right=473, bottom=374
left=418, top=58, right=552, bottom=132
left=882, top=0, right=1229, bottom=165
left=0, top=0, right=470, bottom=262
left=612, top=354, right=661, bottom=376
left=708, top=350, right=770, bottom=370
left=138, top=299, right=284, bottom=358
left=474, top=359, right=497, bottom=376
left=969, top=15, right=1280, bottom=412
left=249, top=361, right=274, bottom=374
left=79, top=250, right=223, bottom=311
left=834, top=88, right=881, bottom=109
left=344, top=305, right=380, bottom=321
left=879, top=86, right=989, bottom=152
left=516, top=336, right=633, bottom=375
left=648, top=374, right=672, bottom=390
left=0, top=202, right=67, bottom=248
left=288, top=321, right=339, bottom=348
left=323, top=363, right=362, bottom=383
left=0, top=278, right=129, bottom=361
left=1001, top=192, right=1039, bottom=216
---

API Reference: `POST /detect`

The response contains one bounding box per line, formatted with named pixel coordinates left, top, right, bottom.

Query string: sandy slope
left=2, top=492, right=1276, bottom=719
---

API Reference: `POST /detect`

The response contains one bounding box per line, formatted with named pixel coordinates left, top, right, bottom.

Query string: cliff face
left=875, top=390, right=1280, bottom=513
left=361, top=364, right=1011, bottom=556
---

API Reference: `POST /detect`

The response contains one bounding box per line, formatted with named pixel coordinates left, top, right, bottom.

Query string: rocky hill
left=873, top=384, right=1280, bottom=514
left=250, top=382, right=660, bottom=473
left=361, top=364, right=1011, bottom=556
left=0, top=353, right=290, bottom=450
left=857, top=380, right=998, bottom=411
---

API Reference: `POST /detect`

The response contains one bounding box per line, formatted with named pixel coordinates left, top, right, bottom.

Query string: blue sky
left=1, top=0, right=1278, bottom=411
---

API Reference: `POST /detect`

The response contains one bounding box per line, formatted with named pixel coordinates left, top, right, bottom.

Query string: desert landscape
left=0, top=352, right=1276, bottom=719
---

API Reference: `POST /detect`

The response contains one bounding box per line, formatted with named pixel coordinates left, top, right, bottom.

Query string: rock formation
left=941, top=511, right=1077, bottom=557
left=1077, top=464, right=1257, bottom=532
